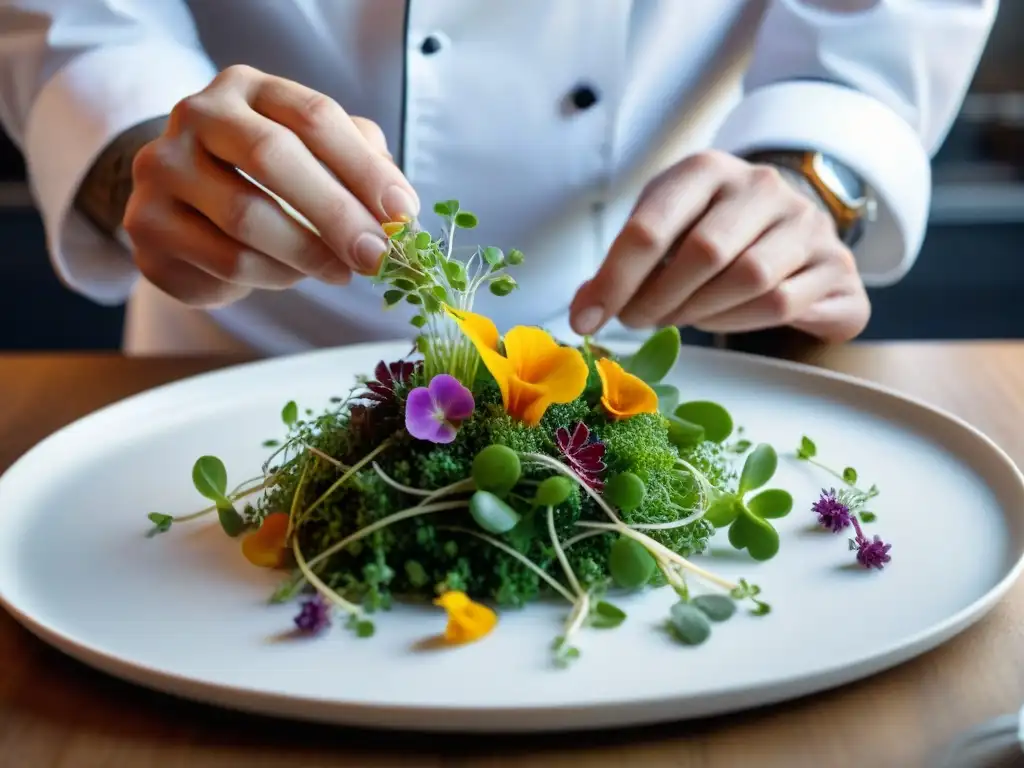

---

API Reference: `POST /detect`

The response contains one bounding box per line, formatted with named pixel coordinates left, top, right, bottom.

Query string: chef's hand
left=569, top=150, right=870, bottom=343
left=123, top=65, right=419, bottom=308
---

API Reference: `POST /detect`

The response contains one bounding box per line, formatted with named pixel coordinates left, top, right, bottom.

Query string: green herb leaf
left=481, top=246, right=503, bottom=266
left=652, top=384, right=680, bottom=415
left=603, top=472, right=646, bottom=512
left=404, top=560, right=428, bottom=587
left=727, top=508, right=780, bottom=561
left=534, top=476, right=573, bottom=507
left=454, top=211, right=478, bottom=229
left=608, top=536, right=656, bottom=589
left=507, top=248, right=525, bottom=266
left=797, top=435, right=817, bottom=460
left=216, top=502, right=246, bottom=537
left=489, top=275, right=517, bottom=297
left=469, top=491, right=521, bottom=534
left=414, top=231, right=432, bottom=249
left=262, top=439, right=279, bottom=448
left=668, top=601, right=712, bottom=645
left=703, top=496, right=740, bottom=527
left=147, top=512, right=173, bottom=534
left=590, top=600, right=627, bottom=629
left=674, top=401, right=733, bottom=443
left=356, top=620, right=376, bottom=638
left=692, top=594, right=737, bottom=622
left=738, top=443, right=777, bottom=496
left=666, top=415, right=705, bottom=448
left=410, top=315, right=427, bottom=328
left=625, top=326, right=680, bottom=383
left=442, top=260, right=467, bottom=285
left=730, top=439, right=752, bottom=454
left=281, top=401, right=299, bottom=427
left=746, top=488, right=793, bottom=519
left=192, top=456, right=228, bottom=502
left=433, top=201, right=455, bottom=217
left=471, top=444, right=521, bottom=497
left=842, top=466, right=858, bottom=484
left=405, top=292, right=423, bottom=306
left=860, top=511, right=878, bottom=523
left=384, top=289, right=404, bottom=308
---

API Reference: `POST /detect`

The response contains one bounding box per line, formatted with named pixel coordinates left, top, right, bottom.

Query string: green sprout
left=796, top=435, right=880, bottom=520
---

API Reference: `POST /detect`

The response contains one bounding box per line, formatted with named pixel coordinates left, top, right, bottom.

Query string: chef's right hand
left=123, top=65, right=419, bottom=308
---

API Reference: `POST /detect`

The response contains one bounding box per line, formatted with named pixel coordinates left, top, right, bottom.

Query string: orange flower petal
left=444, top=305, right=512, bottom=401
left=241, top=512, right=291, bottom=568
left=596, top=357, right=659, bottom=420
left=434, top=591, right=497, bottom=644
left=503, top=326, right=589, bottom=402
left=382, top=221, right=407, bottom=237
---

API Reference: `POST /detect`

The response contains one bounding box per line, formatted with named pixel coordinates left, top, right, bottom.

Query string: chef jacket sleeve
left=712, top=0, right=998, bottom=286
left=0, top=0, right=218, bottom=304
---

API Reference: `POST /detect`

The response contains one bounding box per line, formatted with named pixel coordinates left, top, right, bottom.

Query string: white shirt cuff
left=712, top=80, right=931, bottom=287
left=23, top=41, right=218, bottom=305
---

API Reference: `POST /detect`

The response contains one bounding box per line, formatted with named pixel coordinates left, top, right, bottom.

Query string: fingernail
left=353, top=233, right=388, bottom=275
left=381, top=185, right=420, bottom=222
left=573, top=305, right=606, bottom=336
left=319, top=261, right=351, bottom=285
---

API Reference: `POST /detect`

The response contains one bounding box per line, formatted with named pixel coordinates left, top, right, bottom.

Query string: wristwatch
left=744, top=150, right=877, bottom=247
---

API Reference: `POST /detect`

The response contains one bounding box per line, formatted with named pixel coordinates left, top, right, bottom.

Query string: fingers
left=618, top=169, right=798, bottom=327
left=688, top=257, right=854, bottom=335
left=570, top=151, right=742, bottom=336
left=132, top=247, right=252, bottom=309
left=157, top=143, right=351, bottom=284
left=665, top=209, right=821, bottom=327
left=790, top=287, right=871, bottom=343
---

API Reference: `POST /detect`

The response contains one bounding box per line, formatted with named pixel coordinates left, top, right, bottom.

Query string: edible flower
left=382, top=220, right=407, bottom=238
left=294, top=594, right=331, bottom=635
left=595, top=357, right=658, bottom=420
left=812, top=488, right=852, bottom=533
left=433, top=590, right=498, bottom=644
left=850, top=517, right=892, bottom=570
left=445, top=306, right=588, bottom=426
left=241, top=511, right=290, bottom=568
left=555, top=422, right=607, bottom=490
left=359, top=359, right=420, bottom=406
left=405, top=373, right=475, bottom=444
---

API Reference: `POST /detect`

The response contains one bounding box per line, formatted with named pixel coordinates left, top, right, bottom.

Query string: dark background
left=2, top=3, right=1023, bottom=351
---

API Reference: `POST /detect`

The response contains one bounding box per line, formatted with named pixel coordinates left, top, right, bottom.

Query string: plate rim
left=1, top=339, right=1022, bottom=732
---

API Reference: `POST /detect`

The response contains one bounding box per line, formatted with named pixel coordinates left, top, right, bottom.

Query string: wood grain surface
left=1, top=343, right=1023, bottom=768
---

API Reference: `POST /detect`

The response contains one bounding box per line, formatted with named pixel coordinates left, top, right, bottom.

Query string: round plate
left=0, top=342, right=1021, bottom=733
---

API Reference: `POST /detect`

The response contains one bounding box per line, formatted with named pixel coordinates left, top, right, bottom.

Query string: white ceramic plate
left=0, top=342, right=1022, bottom=733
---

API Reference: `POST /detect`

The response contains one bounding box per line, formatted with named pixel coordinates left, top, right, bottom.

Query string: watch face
left=812, top=153, right=865, bottom=208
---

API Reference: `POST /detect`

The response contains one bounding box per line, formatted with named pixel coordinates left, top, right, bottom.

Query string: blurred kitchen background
left=1, top=4, right=1023, bottom=350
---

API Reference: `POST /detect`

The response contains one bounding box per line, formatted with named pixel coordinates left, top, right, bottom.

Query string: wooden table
left=2, top=343, right=1023, bottom=767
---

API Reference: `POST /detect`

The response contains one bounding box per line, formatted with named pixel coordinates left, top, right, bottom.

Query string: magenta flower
left=359, top=359, right=420, bottom=405
left=850, top=517, right=892, bottom=570
left=294, top=594, right=331, bottom=634
left=405, top=374, right=475, bottom=444
left=556, top=422, right=606, bottom=490
left=812, top=488, right=852, bottom=533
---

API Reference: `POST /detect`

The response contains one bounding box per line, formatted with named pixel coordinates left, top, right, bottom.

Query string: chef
left=0, top=0, right=997, bottom=355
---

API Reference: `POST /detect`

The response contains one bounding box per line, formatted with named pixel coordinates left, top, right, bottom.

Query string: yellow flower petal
left=241, top=512, right=291, bottom=568
left=433, top=591, right=497, bottom=644
left=382, top=221, right=407, bottom=237
left=596, top=357, right=659, bottom=420
left=444, top=305, right=512, bottom=402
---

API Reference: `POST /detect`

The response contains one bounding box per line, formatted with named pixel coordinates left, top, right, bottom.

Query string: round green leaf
left=666, top=415, right=705, bottom=448
left=383, top=289, right=404, bottom=307
left=608, top=536, right=656, bottom=590
left=797, top=435, right=817, bottom=460
left=691, top=594, right=737, bottom=622
left=652, top=384, right=680, bottom=415
left=738, top=443, right=778, bottom=496
left=216, top=502, right=245, bottom=537
left=404, top=560, right=428, bottom=587
left=281, top=401, right=298, bottom=426
left=625, top=326, right=680, bottom=383
left=703, top=496, right=740, bottom=527
left=604, top=472, right=646, bottom=512
left=534, top=476, right=573, bottom=507
left=454, top=211, right=478, bottom=229
left=356, top=620, right=375, bottom=638
left=414, top=231, right=432, bottom=249
left=481, top=246, right=503, bottom=266
left=674, top=401, right=733, bottom=443
left=727, top=509, right=780, bottom=561
left=668, top=601, right=711, bottom=645
left=471, top=445, right=521, bottom=497
left=192, top=456, right=228, bottom=501
left=590, top=600, right=627, bottom=629
left=842, top=466, right=858, bottom=485
left=507, top=249, right=525, bottom=266
left=443, top=260, right=467, bottom=284
left=489, top=275, right=517, bottom=297
left=747, top=488, right=793, bottom=519
left=147, top=513, right=173, bottom=534
left=469, top=491, right=521, bottom=534
left=410, top=315, right=427, bottom=328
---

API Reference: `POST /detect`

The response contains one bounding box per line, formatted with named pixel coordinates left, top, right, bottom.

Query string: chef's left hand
left=569, top=150, right=870, bottom=343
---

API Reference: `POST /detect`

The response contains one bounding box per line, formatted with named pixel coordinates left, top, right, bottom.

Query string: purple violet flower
left=294, top=594, right=331, bottom=634
left=850, top=517, right=892, bottom=570
left=812, top=488, right=852, bottom=533
left=405, top=374, right=475, bottom=444
left=556, top=422, right=606, bottom=491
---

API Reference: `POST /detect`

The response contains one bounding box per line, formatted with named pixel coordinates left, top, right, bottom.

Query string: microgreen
left=588, top=600, right=627, bottom=629
left=608, top=536, right=656, bottom=589
left=625, top=325, right=680, bottom=384
left=469, top=491, right=521, bottom=534
left=471, top=445, right=521, bottom=498
left=667, top=400, right=734, bottom=448
left=795, top=435, right=880, bottom=520
left=281, top=401, right=299, bottom=427
left=699, top=444, right=792, bottom=561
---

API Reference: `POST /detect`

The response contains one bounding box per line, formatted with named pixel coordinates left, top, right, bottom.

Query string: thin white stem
left=291, top=537, right=363, bottom=616
left=576, top=521, right=738, bottom=592
left=371, top=461, right=431, bottom=496
left=305, top=500, right=467, bottom=571
left=629, top=510, right=706, bottom=531
left=435, top=525, right=576, bottom=603
left=171, top=476, right=275, bottom=523
left=546, top=505, right=583, bottom=597
left=305, top=445, right=348, bottom=470
left=562, top=592, right=591, bottom=642
left=560, top=530, right=607, bottom=550
left=299, top=439, right=393, bottom=523
left=521, top=453, right=621, bottom=524
left=285, top=458, right=314, bottom=543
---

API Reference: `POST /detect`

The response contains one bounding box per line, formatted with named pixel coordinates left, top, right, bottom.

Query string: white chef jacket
left=0, top=0, right=998, bottom=355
